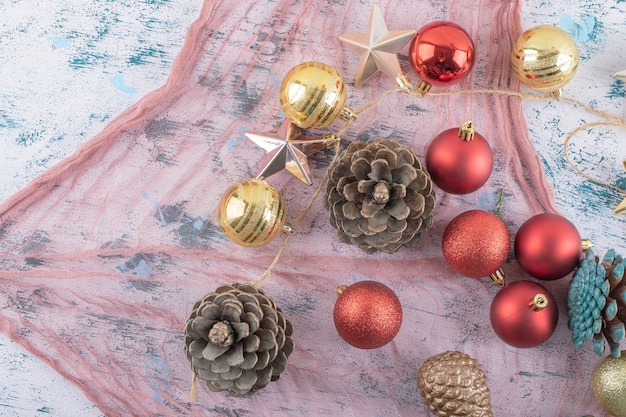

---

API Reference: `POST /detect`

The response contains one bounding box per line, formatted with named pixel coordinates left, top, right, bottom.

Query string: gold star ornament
left=246, top=120, right=337, bottom=186
left=615, top=70, right=626, bottom=82
left=339, top=3, right=415, bottom=89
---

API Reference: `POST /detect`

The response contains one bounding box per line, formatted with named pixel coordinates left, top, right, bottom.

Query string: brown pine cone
left=183, top=283, right=294, bottom=396
left=324, top=137, right=435, bottom=254
left=417, top=351, right=493, bottom=417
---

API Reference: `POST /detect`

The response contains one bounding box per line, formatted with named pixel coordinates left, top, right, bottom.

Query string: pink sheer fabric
left=0, top=0, right=608, bottom=416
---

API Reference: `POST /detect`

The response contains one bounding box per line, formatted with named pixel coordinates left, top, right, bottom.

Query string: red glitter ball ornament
left=442, top=210, right=510, bottom=279
left=490, top=280, right=558, bottom=348
left=514, top=213, right=582, bottom=281
left=425, top=122, right=493, bottom=194
left=409, top=21, right=475, bottom=90
left=333, top=281, right=402, bottom=349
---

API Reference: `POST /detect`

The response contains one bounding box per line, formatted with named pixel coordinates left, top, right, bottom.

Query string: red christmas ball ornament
left=425, top=121, right=493, bottom=194
left=333, top=281, right=402, bottom=349
left=490, top=280, right=558, bottom=348
left=514, top=213, right=582, bottom=281
left=409, top=21, right=475, bottom=94
left=442, top=210, right=510, bottom=283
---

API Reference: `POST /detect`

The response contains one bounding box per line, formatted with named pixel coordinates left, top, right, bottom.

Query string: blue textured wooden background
left=0, top=0, right=624, bottom=416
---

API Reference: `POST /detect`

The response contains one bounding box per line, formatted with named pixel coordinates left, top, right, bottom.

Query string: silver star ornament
left=246, top=120, right=330, bottom=186
left=339, top=3, right=415, bottom=88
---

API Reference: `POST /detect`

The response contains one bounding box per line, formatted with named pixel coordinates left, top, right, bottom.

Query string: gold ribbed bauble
left=217, top=179, right=286, bottom=247
left=279, top=61, right=353, bottom=129
left=511, top=25, right=579, bottom=97
left=592, top=351, right=626, bottom=417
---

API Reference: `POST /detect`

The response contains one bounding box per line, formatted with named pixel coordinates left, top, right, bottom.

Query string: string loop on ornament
left=563, top=120, right=626, bottom=197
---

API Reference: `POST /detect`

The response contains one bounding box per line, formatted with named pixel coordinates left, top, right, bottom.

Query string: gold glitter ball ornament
left=592, top=351, right=626, bottom=417
left=511, top=25, right=579, bottom=97
left=279, top=61, right=355, bottom=129
left=217, top=179, right=286, bottom=247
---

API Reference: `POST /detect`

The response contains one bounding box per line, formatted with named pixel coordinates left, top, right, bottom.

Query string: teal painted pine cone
left=567, top=249, right=626, bottom=357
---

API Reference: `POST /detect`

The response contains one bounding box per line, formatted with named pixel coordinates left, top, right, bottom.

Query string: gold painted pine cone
left=418, top=351, right=494, bottom=417
left=183, top=283, right=294, bottom=396
left=324, top=137, right=435, bottom=254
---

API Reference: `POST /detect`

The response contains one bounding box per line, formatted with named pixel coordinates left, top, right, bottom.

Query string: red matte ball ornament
left=490, top=280, right=558, bottom=348
left=426, top=121, right=493, bottom=194
left=442, top=210, right=510, bottom=283
left=409, top=21, right=475, bottom=94
left=333, top=281, right=402, bottom=349
left=514, top=213, right=582, bottom=281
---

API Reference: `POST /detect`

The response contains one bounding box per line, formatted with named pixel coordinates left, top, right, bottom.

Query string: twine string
left=249, top=86, right=626, bottom=287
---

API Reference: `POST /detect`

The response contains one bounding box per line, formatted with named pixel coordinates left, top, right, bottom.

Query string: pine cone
left=183, top=283, right=294, bottom=396
left=567, top=249, right=626, bottom=357
left=324, top=137, right=435, bottom=254
left=417, top=351, right=493, bottom=417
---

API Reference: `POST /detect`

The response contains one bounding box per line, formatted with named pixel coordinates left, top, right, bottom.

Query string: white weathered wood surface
left=0, top=0, right=624, bottom=415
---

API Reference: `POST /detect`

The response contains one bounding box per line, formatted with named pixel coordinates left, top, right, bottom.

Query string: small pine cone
left=417, top=351, right=493, bottom=417
left=324, top=137, right=435, bottom=254
left=183, top=283, right=294, bottom=396
left=567, top=249, right=626, bottom=358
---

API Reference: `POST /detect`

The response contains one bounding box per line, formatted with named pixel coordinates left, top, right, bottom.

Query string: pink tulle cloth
left=0, top=0, right=609, bottom=416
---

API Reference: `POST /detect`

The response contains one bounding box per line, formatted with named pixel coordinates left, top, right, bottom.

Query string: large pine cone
left=568, top=249, right=626, bottom=357
left=324, top=137, right=435, bottom=253
left=417, top=351, right=493, bottom=417
left=184, top=283, right=294, bottom=396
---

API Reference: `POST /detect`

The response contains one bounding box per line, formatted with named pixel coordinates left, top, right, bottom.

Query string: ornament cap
left=458, top=121, right=475, bottom=141
left=415, top=79, right=432, bottom=96
left=549, top=88, right=563, bottom=99
left=323, top=133, right=340, bottom=148
left=282, top=223, right=295, bottom=234
left=489, top=268, right=506, bottom=287
left=395, top=74, right=413, bottom=92
left=529, top=293, right=548, bottom=311
left=581, top=238, right=595, bottom=252
left=336, top=284, right=347, bottom=296
left=340, top=106, right=357, bottom=121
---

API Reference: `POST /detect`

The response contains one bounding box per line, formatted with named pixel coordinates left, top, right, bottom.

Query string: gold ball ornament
left=511, top=25, right=579, bottom=97
left=279, top=61, right=355, bottom=129
left=217, top=178, right=286, bottom=247
left=592, top=351, right=626, bottom=417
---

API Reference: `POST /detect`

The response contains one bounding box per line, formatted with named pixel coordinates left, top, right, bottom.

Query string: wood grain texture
left=0, top=0, right=624, bottom=416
